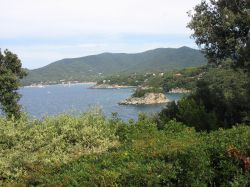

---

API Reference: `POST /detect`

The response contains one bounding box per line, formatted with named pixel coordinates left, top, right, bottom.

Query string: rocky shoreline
left=91, top=84, right=136, bottom=89
left=168, top=87, right=191, bottom=93
left=119, top=93, right=169, bottom=105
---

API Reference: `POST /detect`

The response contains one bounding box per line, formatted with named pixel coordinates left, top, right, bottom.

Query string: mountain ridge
left=22, top=46, right=207, bottom=85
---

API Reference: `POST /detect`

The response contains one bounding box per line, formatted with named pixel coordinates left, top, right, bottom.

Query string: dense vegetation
left=0, top=49, right=27, bottom=119
left=158, top=62, right=250, bottom=131
left=158, top=0, right=250, bottom=132
left=98, top=66, right=207, bottom=92
left=21, top=47, right=206, bottom=86
left=188, top=0, right=250, bottom=70
left=97, top=73, right=146, bottom=86
left=1, top=0, right=249, bottom=186
left=0, top=110, right=118, bottom=184
left=0, top=112, right=249, bottom=186
left=132, top=87, right=164, bottom=98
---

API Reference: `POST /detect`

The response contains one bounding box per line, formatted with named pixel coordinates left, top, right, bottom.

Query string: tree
left=0, top=49, right=27, bottom=119
left=187, top=0, right=250, bottom=70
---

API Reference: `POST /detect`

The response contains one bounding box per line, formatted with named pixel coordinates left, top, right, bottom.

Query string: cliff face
left=119, top=93, right=169, bottom=105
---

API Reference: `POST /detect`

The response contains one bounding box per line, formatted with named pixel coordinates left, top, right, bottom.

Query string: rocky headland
left=119, top=93, right=169, bottom=105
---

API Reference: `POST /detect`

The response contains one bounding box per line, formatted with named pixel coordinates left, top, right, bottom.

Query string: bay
left=18, top=83, right=184, bottom=121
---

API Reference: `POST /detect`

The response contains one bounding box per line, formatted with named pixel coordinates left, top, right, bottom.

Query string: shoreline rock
left=91, top=84, right=136, bottom=89
left=168, top=87, right=191, bottom=93
left=119, top=93, right=169, bottom=105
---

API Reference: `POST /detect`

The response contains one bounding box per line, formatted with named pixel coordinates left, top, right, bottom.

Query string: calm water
left=18, top=83, right=184, bottom=121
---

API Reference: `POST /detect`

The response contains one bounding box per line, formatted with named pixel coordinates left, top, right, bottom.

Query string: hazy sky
left=0, top=0, right=201, bottom=69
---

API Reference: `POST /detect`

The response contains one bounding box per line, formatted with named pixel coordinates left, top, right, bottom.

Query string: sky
left=0, top=0, right=201, bottom=69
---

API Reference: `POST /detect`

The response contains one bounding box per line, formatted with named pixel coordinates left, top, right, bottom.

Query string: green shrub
left=0, top=109, right=119, bottom=183
left=44, top=120, right=250, bottom=186
left=132, top=87, right=164, bottom=98
left=1, top=112, right=249, bottom=186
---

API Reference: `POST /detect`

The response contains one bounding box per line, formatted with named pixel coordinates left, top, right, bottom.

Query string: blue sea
left=18, top=83, right=184, bottom=121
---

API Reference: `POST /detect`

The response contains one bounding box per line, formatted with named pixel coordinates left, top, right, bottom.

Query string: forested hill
left=22, top=46, right=207, bottom=85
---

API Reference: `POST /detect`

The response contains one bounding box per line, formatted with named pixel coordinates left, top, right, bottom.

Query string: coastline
left=23, top=82, right=97, bottom=88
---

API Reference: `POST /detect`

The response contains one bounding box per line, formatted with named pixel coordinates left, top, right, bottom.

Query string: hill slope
left=22, top=46, right=207, bottom=85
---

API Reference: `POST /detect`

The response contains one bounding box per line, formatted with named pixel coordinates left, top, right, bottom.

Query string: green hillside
left=22, top=46, right=206, bottom=85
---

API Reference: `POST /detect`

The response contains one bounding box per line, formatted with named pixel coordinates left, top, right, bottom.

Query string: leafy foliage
left=0, top=49, right=27, bottom=119
left=14, top=116, right=250, bottom=186
left=0, top=110, right=119, bottom=183
left=158, top=65, right=250, bottom=131
left=0, top=111, right=249, bottom=186
left=188, top=0, right=250, bottom=69
left=161, top=66, right=207, bottom=91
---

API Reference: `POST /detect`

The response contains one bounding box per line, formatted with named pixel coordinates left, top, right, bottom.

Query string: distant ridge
left=22, top=46, right=207, bottom=85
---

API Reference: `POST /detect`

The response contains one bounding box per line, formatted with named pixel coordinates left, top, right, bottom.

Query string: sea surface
left=18, top=83, right=184, bottom=121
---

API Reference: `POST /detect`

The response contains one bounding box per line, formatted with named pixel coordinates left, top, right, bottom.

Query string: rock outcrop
left=168, top=87, right=190, bottom=93
left=91, top=84, right=136, bottom=89
left=119, top=93, right=169, bottom=105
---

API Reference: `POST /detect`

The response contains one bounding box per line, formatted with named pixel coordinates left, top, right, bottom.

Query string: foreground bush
left=37, top=116, right=250, bottom=186
left=0, top=109, right=119, bottom=183
left=46, top=118, right=250, bottom=186
left=0, top=112, right=249, bottom=186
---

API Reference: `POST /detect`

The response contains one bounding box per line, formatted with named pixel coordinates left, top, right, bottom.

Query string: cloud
left=0, top=0, right=201, bottom=68
left=1, top=0, right=200, bottom=38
